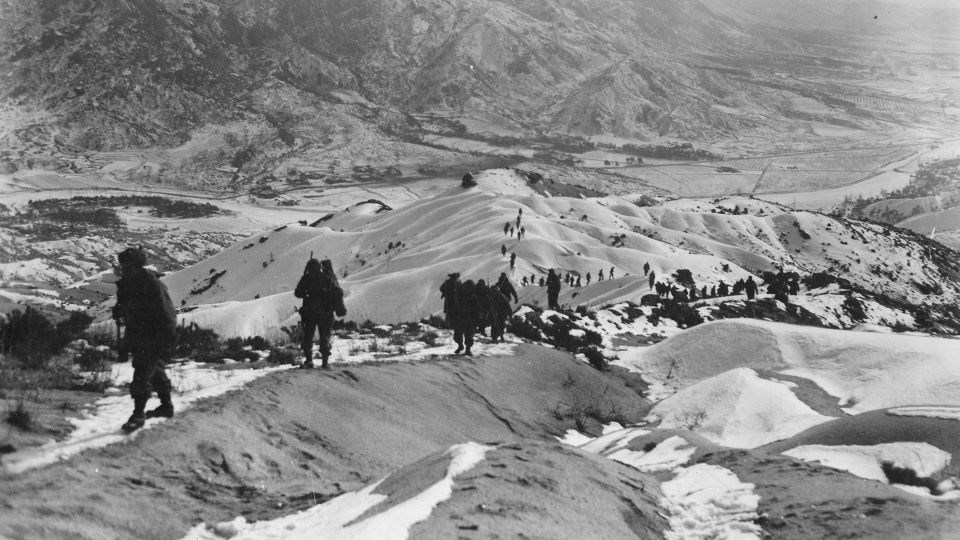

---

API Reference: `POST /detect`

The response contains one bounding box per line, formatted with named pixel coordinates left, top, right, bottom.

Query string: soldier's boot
left=300, top=350, right=314, bottom=369
left=146, top=392, right=174, bottom=419
left=320, top=353, right=330, bottom=370
left=464, top=347, right=473, bottom=357
left=122, top=398, right=147, bottom=433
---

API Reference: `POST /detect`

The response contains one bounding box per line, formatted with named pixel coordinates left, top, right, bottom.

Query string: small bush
left=507, top=315, right=543, bottom=341
left=332, top=319, right=359, bottom=333
left=881, top=461, right=941, bottom=494
left=281, top=323, right=304, bottom=345
left=841, top=296, right=867, bottom=321
left=1, top=307, right=57, bottom=368
left=582, top=347, right=607, bottom=371
left=175, top=322, right=222, bottom=361
left=267, top=347, right=299, bottom=365
left=55, top=311, right=93, bottom=346
left=72, top=369, right=116, bottom=393
left=673, top=269, right=695, bottom=289
left=420, top=330, right=440, bottom=347
left=225, top=336, right=270, bottom=361
left=75, top=347, right=113, bottom=372
left=546, top=315, right=601, bottom=353
left=654, top=300, right=703, bottom=328
left=421, top=314, right=447, bottom=329
left=6, top=399, right=32, bottom=431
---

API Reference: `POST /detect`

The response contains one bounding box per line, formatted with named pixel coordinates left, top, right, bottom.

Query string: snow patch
left=783, top=442, right=952, bottom=483
left=887, top=406, right=960, bottom=421
left=647, top=368, right=832, bottom=448
left=183, top=442, right=494, bottom=540
left=608, top=436, right=697, bottom=473
left=660, top=463, right=761, bottom=540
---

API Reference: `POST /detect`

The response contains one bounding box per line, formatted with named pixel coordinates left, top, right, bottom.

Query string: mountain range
left=2, top=0, right=956, bottom=190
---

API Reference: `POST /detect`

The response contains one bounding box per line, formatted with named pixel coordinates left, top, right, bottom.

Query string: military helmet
left=117, top=246, right=146, bottom=267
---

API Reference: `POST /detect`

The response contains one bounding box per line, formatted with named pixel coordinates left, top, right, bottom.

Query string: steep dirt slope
left=0, top=345, right=650, bottom=539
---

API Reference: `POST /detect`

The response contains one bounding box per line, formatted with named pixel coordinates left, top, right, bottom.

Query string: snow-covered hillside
left=157, top=168, right=960, bottom=337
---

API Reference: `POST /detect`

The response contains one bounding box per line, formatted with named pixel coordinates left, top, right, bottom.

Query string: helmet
left=117, top=246, right=146, bottom=267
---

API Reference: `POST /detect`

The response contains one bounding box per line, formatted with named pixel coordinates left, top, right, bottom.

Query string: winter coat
left=295, top=264, right=343, bottom=325
left=496, top=276, right=519, bottom=302
left=115, top=268, right=177, bottom=347
left=453, top=281, right=481, bottom=327
left=487, top=288, right=512, bottom=319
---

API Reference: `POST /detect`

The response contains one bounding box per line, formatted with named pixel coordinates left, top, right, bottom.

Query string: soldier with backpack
left=295, top=258, right=346, bottom=369
left=113, top=246, right=178, bottom=433
left=495, top=272, right=519, bottom=303
left=440, top=272, right=461, bottom=327
left=453, top=279, right=480, bottom=356
left=487, top=286, right=512, bottom=343
left=546, top=268, right=562, bottom=310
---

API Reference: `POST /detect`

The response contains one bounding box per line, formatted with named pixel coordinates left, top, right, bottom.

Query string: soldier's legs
left=492, top=318, right=505, bottom=342
left=125, top=346, right=165, bottom=430
left=453, top=327, right=464, bottom=354
left=463, top=325, right=474, bottom=355
left=301, top=320, right=318, bottom=367
left=317, top=324, right=332, bottom=368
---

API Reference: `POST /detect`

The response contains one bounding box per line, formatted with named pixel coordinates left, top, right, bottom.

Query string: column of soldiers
left=440, top=272, right=519, bottom=356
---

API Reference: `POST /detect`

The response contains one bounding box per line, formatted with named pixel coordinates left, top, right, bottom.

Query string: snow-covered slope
left=619, top=318, right=960, bottom=414
left=158, top=168, right=960, bottom=336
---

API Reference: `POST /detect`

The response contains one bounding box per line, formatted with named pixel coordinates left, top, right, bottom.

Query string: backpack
left=299, top=273, right=346, bottom=319
left=332, top=285, right=347, bottom=317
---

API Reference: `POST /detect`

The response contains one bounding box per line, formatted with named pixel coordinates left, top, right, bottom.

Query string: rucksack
left=332, top=285, right=347, bottom=317
left=300, top=273, right=346, bottom=318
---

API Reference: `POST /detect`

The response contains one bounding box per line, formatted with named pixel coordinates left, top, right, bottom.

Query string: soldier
left=294, top=258, right=346, bottom=369
left=546, top=269, right=562, bottom=310
left=440, top=273, right=461, bottom=327
left=510, top=252, right=517, bottom=270
left=475, top=279, right=491, bottom=337
left=487, top=286, right=512, bottom=343
left=496, top=272, right=519, bottom=303
left=718, top=280, right=730, bottom=297
left=453, top=280, right=480, bottom=356
left=113, top=247, right=177, bottom=433
left=745, top=276, right=758, bottom=300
